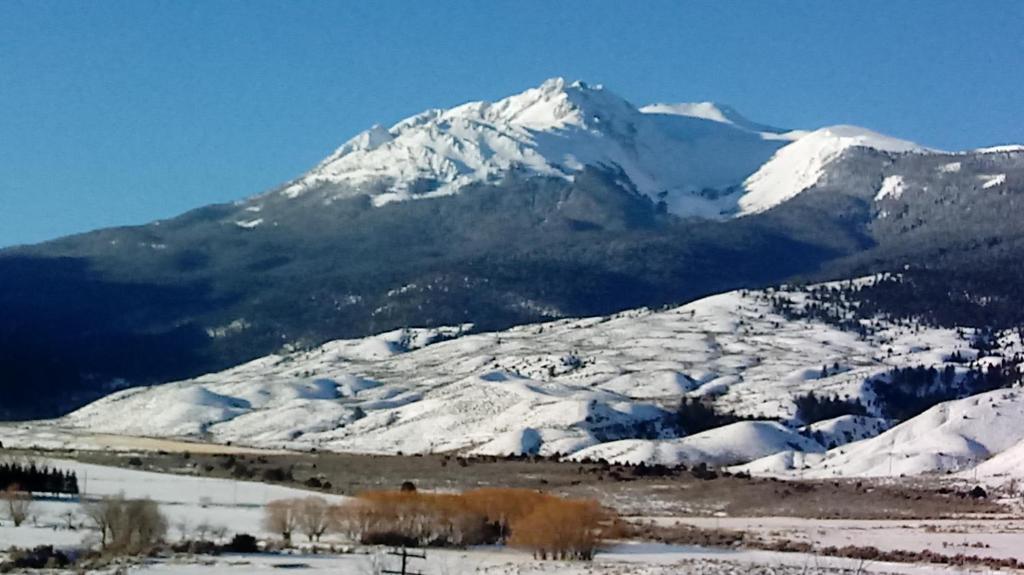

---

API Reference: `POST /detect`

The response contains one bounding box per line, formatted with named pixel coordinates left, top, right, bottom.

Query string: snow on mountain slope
left=48, top=277, right=996, bottom=468
left=966, top=437, right=1024, bottom=485
left=568, top=421, right=824, bottom=467
left=739, top=126, right=925, bottom=215
left=802, top=415, right=890, bottom=449
left=244, top=79, right=939, bottom=220
left=638, top=102, right=790, bottom=136
left=738, top=387, right=1024, bottom=479
left=267, top=78, right=790, bottom=218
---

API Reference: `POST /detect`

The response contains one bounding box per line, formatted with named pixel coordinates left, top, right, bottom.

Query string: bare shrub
left=297, top=496, right=331, bottom=542
left=1, top=485, right=33, bottom=527
left=81, top=496, right=168, bottom=554
left=263, top=498, right=300, bottom=545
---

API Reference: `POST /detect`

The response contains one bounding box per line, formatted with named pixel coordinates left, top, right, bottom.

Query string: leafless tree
left=264, top=498, right=299, bottom=545
left=174, top=519, right=191, bottom=541
left=60, top=509, right=78, bottom=530
left=210, top=524, right=228, bottom=542
left=1, top=485, right=33, bottom=527
left=297, top=496, right=331, bottom=542
left=81, top=495, right=168, bottom=554
left=194, top=520, right=212, bottom=541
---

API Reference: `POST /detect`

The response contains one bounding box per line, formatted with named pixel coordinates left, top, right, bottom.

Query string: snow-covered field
left=110, top=544, right=1022, bottom=575
left=0, top=456, right=1018, bottom=573
left=668, top=516, right=1024, bottom=562
left=10, top=277, right=1024, bottom=484
left=0, top=458, right=347, bottom=550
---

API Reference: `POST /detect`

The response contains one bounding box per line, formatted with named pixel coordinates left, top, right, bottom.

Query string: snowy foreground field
left=1, top=457, right=1021, bottom=574
left=127, top=545, right=1017, bottom=575
left=0, top=457, right=347, bottom=549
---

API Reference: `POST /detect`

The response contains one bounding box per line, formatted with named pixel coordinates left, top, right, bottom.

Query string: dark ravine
left=1, top=149, right=1022, bottom=419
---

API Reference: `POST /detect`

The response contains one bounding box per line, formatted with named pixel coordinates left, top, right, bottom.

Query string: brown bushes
left=349, top=490, right=493, bottom=547
left=507, top=498, right=607, bottom=560
left=265, top=488, right=614, bottom=560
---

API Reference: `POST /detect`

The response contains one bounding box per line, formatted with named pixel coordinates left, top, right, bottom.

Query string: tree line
left=0, top=462, right=79, bottom=496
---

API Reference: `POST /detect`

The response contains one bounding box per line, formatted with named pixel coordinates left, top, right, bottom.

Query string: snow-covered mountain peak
left=738, top=125, right=925, bottom=215
left=276, top=78, right=790, bottom=213
left=640, top=101, right=786, bottom=135
left=448, top=77, right=637, bottom=132
left=272, top=79, right=935, bottom=220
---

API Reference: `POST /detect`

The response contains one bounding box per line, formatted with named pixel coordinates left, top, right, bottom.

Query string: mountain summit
left=272, top=78, right=798, bottom=217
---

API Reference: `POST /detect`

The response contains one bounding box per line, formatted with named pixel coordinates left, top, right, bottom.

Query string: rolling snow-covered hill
left=41, top=276, right=1021, bottom=477
left=736, top=386, right=1024, bottom=481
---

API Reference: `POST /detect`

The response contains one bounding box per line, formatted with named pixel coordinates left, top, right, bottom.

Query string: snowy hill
left=738, top=125, right=924, bottom=215
left=46, top=276, right=1015, bottom=472
left=568, top=421, right=825, bottom=467
left=748, top=387, right=1024, bottom=480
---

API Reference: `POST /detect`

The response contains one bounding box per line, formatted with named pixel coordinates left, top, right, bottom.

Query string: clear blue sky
left=1, top=1, right=1021, bottom=247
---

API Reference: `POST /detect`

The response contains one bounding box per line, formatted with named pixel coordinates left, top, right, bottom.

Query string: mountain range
left=1, top=78, right=1022, bottom=419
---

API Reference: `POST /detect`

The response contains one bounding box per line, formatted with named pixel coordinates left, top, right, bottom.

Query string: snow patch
left=980, top=173, right=1006, bottom=189
left=874, top=175, right=906, bottom=201
left=235, top=218, right=264, bottom=229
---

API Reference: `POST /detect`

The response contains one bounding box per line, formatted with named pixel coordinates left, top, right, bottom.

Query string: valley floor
left=125, top=545, right=1020, bottom=575
left=1, top=448, right=1021, bottom=574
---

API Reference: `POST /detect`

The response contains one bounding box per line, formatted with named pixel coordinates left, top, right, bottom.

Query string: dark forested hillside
left=0, top=168, right=849, bottom=418
left=1, top=148, right=1022, bottom=419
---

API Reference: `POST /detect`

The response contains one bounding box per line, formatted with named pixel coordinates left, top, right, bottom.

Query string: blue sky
left=1, top=1, right=1021, bottom=247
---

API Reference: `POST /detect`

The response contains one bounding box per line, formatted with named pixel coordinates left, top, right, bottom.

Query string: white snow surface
left=263, top=78, right=927, bottom=219
left=276, top=78, right=791, bottom=217
left=637, top=101, right=789, bottom=135
left=874, top=175, right=906, bottom=201
left=973, top=144, right=1024, bottom=154
left=739, top=126, right=924, bottom=215
left=568, top=421, right=824, bottom=467
left=741, top=387, right=1024, bottom=479
left=43, top=277, right=1018, bottom=476
left=122, top=544, right=1007, bottom=575
left=980, top=173, right=1006, bottom=189
left=802, top=415, right=890, bottom=448
left=0, top=458, right=346, bottom=551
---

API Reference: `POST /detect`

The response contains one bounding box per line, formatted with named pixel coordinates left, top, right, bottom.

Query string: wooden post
left=383, top=547, right=427, bottom=575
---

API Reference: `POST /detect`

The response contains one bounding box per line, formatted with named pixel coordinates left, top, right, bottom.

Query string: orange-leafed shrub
left=461, top=488, right=557, bottom=540
left=337, top=490, right=493, bottom=547
left=508, top=498, right=609, bottom=560
left=327, top=488, right=613, bottom=560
